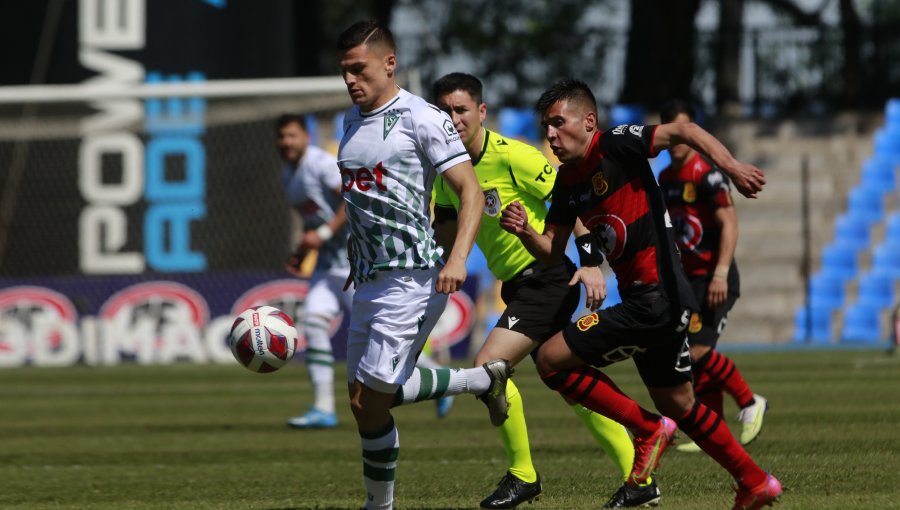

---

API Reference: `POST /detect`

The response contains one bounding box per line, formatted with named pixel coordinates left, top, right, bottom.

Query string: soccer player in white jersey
left=278, top=114, right=456, bottom=427
left=336, top=20, right=511, bottom=510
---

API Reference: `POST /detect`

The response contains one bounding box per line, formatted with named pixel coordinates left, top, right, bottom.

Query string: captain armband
left=575, top=233, right=604, bottom=267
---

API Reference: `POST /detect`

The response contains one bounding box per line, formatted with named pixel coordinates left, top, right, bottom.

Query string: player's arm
left=651, top=123, right=765, bottom=198
left=499, top=201, right=570, bottom=263
left=299, top=188, right=348, bottom=250
left=571, top=219, right=606, bottom=311
left=438, top=162, right=481, bottom=294
left=708, top=204, right=738, bottom=308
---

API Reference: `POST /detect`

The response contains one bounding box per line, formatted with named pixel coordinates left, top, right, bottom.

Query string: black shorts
left=562, top=285, right=693, bottom=388
left=686, top=269, right=739, bottom=348
left=496, top=257, right=580, bottom=343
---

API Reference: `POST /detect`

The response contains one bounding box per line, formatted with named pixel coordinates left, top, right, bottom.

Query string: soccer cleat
left=480, top=471, right=541, bottom=509
left=737, top=394, right=768, bottom=445
left=286, top=407, right=338, bottom=429
left=629, top=417, right=677, bottom=486
left=602, top=479, right=661, bottom=508
left=733, top=474, right=782, bottom=510
left=675, top=440, right=703, bottom=453
left=480, top=359, right=513, bottom=426
left=436, top=395, right=455, bottom=418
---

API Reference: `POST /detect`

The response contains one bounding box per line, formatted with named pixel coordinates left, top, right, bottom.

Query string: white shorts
left=305, top=270, right=354, bottom=321
left=346, top=266, right=448, bottom=393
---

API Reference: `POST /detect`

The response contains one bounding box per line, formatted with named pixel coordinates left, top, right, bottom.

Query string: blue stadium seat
left=808, top=272, right=845, bottom=309
left=792, top=304, right=833, bottom=343
left=846, top=184, right=885, bottom=224
left=855, top=270, right=895, bottom=308
left=832, top=213, right=870, bottom=249
left=650, top=149, right=671, bottom=179
left=874, top=126, right=900, bottom=157
left=840, top=303, right=882, bottom=343
left=871, top=241, right=900, bottom=278
left=860, top=155, right=897, bottom=191
left=819, top=241, right=859, bottom=281
left=332, top=112, right=345, bottom=142
left=608, top=104, right=646, bottom=127
left=886, top=98, right=900, bottom=129
left=885, top=213, right=900, bottom=244
left=498, top=108, right=540, bottom=142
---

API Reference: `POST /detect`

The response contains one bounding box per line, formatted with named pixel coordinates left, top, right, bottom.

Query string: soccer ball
left=229, top=306, right=299, bottom=373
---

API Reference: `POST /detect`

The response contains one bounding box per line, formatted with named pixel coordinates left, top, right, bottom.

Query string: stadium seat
left=855, top=270, right=895, bottom=308
left=874, top=126, right=900, bottom=157
left=846, top=184, right=885, bottom=224
left=886, top=98, right=900, bottom=129
left=332, top=112, right=345, bottom=142
left=819, top=242, right=859, bottom=281
left=832, top=213, right=870, bottom=249
left=860, top=155, right=897, bottom=191
left=808, top=272, right=846, bottom=309
left=885, top=213, right=900, bottom=244
left=498, top=108, right=540, bottom=142
left=871, top=241, right=900, bottom=278
left=608, top=104, right=645, bottom=127
left=792, top=304, right=833, bottom=343
left=650, top=149, right=671, bottom=179
left=840, top=303, right=882, bottom=343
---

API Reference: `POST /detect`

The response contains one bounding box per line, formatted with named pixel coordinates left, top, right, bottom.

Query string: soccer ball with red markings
left=229, top=306, right=298, bottom=373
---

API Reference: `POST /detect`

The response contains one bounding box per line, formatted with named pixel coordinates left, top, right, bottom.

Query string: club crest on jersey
left=592, top=171, right=609, bottom=196
left=483, top=188, right=501, bottom=216
left=383, top=112, right=400, bottom=140
left=689, top=312, right=703, bottom=333
left=442, top=119, right=460, bottom=143
left=683, top=182, right=696, bottom=203
left=576, top=312, right=600, bottom=331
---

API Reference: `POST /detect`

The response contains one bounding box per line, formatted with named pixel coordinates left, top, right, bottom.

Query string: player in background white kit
left=276, top=115, right=454, bottom=429
left=336, top=21, right=511, bottom=510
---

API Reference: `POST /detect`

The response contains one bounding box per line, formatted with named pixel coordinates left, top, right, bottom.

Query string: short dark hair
left=275, top=113, right=307, bottom=132
left=432, top=72, right=483, bottom=105
left=534, top=78, right=597, bottom=117
left=659, top=99, right=697, bottom=124
left=337, top=20, right=395, bottom=53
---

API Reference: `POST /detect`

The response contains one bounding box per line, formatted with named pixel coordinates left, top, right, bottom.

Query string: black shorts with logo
left=687, top=267, right=740, bottom=348
left=496, top=257, right=581, bottom=343
left=562, top=284, right=693, bottom=388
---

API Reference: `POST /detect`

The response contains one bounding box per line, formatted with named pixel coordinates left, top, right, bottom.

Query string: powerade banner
left=0, top=274, right=478, bottom=368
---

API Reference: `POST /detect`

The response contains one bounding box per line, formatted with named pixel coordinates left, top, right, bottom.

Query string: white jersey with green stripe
left=338, top=88, right=470, bottom=282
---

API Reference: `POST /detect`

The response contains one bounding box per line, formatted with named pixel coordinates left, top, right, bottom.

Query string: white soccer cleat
left=737, top=394, right=768, bottom=445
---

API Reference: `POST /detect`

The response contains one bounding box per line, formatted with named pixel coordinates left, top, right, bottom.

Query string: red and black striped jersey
left=658, top=152, right=737, bottom=279
left=546, top=125, right=697, bottom=311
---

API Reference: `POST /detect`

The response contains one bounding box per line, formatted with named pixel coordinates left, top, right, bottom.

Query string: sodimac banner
left=0, top=274, right=477, bottom=368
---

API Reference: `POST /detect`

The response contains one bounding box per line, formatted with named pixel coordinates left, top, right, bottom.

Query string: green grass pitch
left=2, top=349, right=899, bottom=509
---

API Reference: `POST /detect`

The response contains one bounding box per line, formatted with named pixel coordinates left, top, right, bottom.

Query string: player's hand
left=707, top=278, right=727, bottom=309
left=728, top=162, right=766, bottom=199
left=300, top=229, right=325, bottom=251
left=570, top=265, right=606, bottom=311
left=436, top=260, right=467, bottom=294
left=499, top=201, right=529, bottom=236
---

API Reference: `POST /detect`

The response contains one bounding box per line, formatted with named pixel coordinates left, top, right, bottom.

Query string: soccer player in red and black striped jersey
left=500, top=79, right=781, bottom=510
left=658, top=100, right=767, bottom=452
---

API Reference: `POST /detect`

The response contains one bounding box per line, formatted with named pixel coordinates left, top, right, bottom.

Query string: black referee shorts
left=562, top=285, right=693, bottom=389
left=495, top=257, right=580, bottom=344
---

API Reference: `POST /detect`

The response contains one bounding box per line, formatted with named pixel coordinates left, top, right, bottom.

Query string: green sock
left=498, top=379, right=538, bottom=483
left=572, top=403, right=648, bottom=484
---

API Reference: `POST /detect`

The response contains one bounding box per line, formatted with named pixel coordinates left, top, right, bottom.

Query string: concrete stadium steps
left=710, top=114, right=881, bottom=344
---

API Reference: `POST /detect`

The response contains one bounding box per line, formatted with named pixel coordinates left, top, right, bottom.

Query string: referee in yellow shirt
left=432, top=73, right=659, bottom=509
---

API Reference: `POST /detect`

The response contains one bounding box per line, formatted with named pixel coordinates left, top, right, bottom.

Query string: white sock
left=361, top=418, right=398, bottom=510
left=304, top=316, right=335, bottom=413
left=396, top=366, right=492, bottom=405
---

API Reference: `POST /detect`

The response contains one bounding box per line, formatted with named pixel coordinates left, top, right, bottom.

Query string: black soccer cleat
left=480, top=471, right=542, bottom=509
left=479, top=359, right=513, bottom=426
left=602, top=479, right=661, bottom=508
